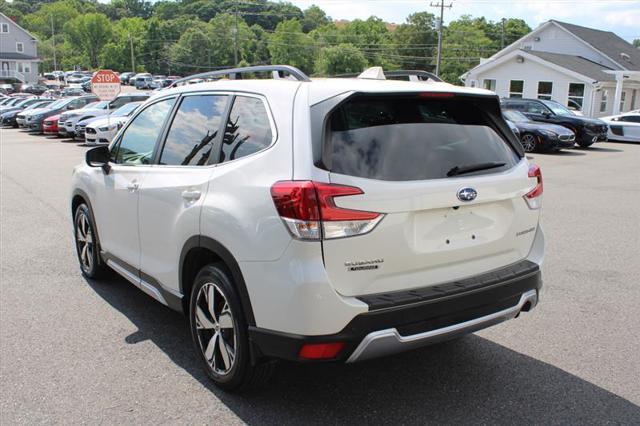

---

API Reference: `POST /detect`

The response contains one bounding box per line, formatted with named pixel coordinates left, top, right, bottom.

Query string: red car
left=43, top=114, right=61, bottom=136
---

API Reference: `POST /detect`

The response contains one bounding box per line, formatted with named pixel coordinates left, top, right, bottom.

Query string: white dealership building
left=462, top=20, right=640, bottom=118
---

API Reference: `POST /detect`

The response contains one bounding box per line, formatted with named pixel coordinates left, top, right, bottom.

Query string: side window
left=221, top=96, right=272, bottom=162
left=527, top=102, right=547, bottom=114
left=159, top=95, right=227, bottom=166
left=112, top=98, right=175, bottom=165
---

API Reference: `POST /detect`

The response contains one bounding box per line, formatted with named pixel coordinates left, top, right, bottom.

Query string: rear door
left=138, top=93, right=229, bottom=293
left=319, top=93, right=541, bottom=297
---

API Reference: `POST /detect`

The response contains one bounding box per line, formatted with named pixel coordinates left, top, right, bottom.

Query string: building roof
left=0, top=12, right=38, bottom=41
left=0, top=52, right=40, bottom=61
left=552, top=20, right=640, bottom=71
left=524, top=50, right=616, bottom=82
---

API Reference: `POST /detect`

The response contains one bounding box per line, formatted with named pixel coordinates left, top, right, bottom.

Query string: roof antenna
left=358, top=67, right=386, bottom=80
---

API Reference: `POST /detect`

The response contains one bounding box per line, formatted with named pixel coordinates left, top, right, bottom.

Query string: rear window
left=327, top=95, right=518, bottom=181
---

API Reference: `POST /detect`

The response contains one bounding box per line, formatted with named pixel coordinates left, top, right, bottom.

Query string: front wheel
left=189, top=264, right=274, bottom=390
left=73, top=203, right=107, bottom=279
left=520, top=133, right=538, bottom=153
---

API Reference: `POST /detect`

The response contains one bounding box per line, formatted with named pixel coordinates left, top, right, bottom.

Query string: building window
left=509, top=80, right=524, bottom=98
left=1, top=23, right=8, bottom=33
left=16, top=42, right=24, bottom=53
left=619, top=91, right=626, bottom=112
left=17, top=63, right=23, bottom=73
left=568, top=83, right=585, bottom=109
left=23, top=63, right=30, bottom=73
left=483, top=79, right=496, bottom=91
left=537, top=81, right=553, bottom=100
left=600, top=90, right=608, bottom=113
left=631, top=89, right=637, bottom=110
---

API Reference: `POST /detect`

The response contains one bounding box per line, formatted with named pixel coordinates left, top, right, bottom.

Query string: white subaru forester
left=71, top=66, right=544, bottom=390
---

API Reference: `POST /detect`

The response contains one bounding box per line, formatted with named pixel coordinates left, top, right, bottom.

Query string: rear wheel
left=520, top=133, right=537, bottom=153
left=189, top=264, right=274, bottom=390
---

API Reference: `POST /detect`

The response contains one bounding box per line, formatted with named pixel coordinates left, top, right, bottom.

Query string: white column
left=612, top=72, right=624, bottom=115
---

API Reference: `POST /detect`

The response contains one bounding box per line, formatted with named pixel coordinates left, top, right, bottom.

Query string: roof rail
left=169, top=65, right=310, bottom=87
left=334, top=68, right=443, bottom=83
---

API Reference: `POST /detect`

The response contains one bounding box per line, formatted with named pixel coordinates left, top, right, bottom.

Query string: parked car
left=600, top=111, right=640, bottom=143
left=82, top=80, right=92, bottom=93
left=119, top=72, right=136, bottom=85
left=23, top=95, right=99, bottom=133
left=67, top=73, right=91, bottom=84
left=83, top=101, right=143, bottom=144
left=72, top=65, right=544, bottom=390
left=43, top=114, right=61, bottom=136
left=0, top=100, right=54, bottom=127
left=135, top=75, right=154, bottom=90
left=501, top=98, right=607, bottom=148
left=62, top=87, right=86, bottom=97
left=21, top=84, right=48, bottom=95
left=42, top=89, right=62, bottom=99
left=503, top=109, right=576, bottom=152
left=0, top=96, right=33, bottom=112
left=60, top=93, right=150, bottom=138
left=0, top=84, right=15, bottom=94
left=130, top=73, right=151, bottom=86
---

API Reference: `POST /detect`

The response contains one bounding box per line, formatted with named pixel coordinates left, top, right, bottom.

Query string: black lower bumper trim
left=249, top=260, right=542, bottom=363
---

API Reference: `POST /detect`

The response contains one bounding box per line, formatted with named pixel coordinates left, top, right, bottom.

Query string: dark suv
left=502, top=98, right=608, bottom=147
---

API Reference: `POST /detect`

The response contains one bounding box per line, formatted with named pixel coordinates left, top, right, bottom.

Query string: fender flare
left=179, top=236, right=256, bottom=326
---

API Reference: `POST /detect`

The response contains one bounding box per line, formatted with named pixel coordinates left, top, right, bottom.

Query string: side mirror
left=86, top=145, right=111, bottom=174
left=117, top=122, right=124, bottom=130
left=542, top=111, right=551, bottom=118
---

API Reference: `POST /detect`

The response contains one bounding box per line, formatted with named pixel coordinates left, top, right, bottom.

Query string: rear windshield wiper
left=447, top=162, right=506, bottom=177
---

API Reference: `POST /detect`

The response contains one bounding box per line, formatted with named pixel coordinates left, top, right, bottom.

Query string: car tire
left=520, top=133, right=537, bottom=153
left=189, top=263, right=274, bottom=391
left=577, top=139, right=595, bottom=148
left=73, top=203, right=107, bottom=279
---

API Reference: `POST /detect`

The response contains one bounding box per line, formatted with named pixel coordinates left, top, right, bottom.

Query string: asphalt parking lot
left=1, top=128, right=639, bottom=424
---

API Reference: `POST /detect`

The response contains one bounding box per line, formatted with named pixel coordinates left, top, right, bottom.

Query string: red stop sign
left=91, top=70, right=121, bottom=100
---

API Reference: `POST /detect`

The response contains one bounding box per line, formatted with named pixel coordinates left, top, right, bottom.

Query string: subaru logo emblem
left=457, top=187, right=477, bottom=202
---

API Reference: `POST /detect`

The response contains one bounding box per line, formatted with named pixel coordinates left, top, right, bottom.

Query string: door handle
left=126, top=180, right=139, bottom=192
left=181, top=189, right=201, bottom=201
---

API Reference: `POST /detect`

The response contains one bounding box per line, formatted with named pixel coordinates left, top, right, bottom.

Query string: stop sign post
left=90, top=70, right=121, bottom=144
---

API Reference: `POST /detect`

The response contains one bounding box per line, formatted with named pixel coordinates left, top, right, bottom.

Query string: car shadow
left=575, top=146, right=624, bottom=153
left=84, top=274, right=640, bottom=424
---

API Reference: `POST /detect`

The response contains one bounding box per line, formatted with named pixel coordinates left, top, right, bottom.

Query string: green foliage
left=633, top=39, right=640, bottom=48
left=393, top=12, right=437, bottom=70
left=315, top=43, right=367, bottom=75
left=268, top=19, right=316, bottom=74
left=301, top=5, right=330, bottom=33
left=64, top=13, right=113, bottom=68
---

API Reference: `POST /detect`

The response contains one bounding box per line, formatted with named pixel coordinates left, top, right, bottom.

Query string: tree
left=339, top=17, right=395, bottom=67
left=301, top=5, right=330, bottom=33
left=392, top=12, right=437, bottom=70
left=100, top=17, right=147, bottom=72
left=169, top=21, right=213, bottom=74
left=315, top=43, right=367, bottom=75
left=21, top=0, right=81, bottom=39
left=439, top=15, right=493, bottom=83
left=64, top=13, right=113, bottom=68
left=268, top=19, right=317, bottom=74
left=633, top=39, right=640, bottom=48
left=208, top=13, right=254, bottom=68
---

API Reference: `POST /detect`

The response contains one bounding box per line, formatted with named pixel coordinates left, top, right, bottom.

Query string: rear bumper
left=249, top=259, right=542, bottom=363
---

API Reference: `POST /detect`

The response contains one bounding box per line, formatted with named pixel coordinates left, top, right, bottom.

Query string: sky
left=286, top=0, right=640, bottom=42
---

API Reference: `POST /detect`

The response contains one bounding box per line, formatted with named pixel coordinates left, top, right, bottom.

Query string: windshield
left=46, top=99, right=70, bottom=110
left=112, top=102, right=141, bottom=117
left=83, top=100, right=109, bottom=110
left=26, top=101, right=52, bottom=110
left=542, top=100, right=574, bottom=116
left=503, top=110, right=529, bottom=123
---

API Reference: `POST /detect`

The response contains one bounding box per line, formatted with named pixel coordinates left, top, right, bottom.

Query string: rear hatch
left=318, top=93, right=541, bottom=297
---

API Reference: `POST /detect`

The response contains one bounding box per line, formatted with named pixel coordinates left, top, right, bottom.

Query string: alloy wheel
left=195, top=283, right=237, bottom=375
left=521, top=134, right=537, bottom=152
left=75, top=211, right=94, bottom=273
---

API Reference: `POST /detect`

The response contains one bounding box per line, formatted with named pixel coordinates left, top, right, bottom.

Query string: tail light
left=270, top=181, right=383, bottom=240
left=524, top=164, right=543, bottom=209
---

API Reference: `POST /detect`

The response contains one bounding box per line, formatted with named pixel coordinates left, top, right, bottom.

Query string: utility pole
left=233, top=0, right=239, bottom=66
left=128, top=33, right=135, bottom=73
left=430, top=1, right=452, bottom=77
left=501, top=18, right=506, bottom=50
left=50, top=15, right=57, bottom=71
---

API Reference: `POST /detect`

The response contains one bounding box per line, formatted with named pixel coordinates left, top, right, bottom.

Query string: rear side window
left=327, top=95, right=518, bottom=181
left=221, top=96, right=272, bottom=162
left=159, top=95, right=227, bottom=166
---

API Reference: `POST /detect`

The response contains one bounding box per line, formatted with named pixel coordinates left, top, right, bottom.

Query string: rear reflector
left=299, top=342, right=345, bottom=360
left=271, top=181, right=383, bottom=240
left=524, top=164, right=543, bottom=209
